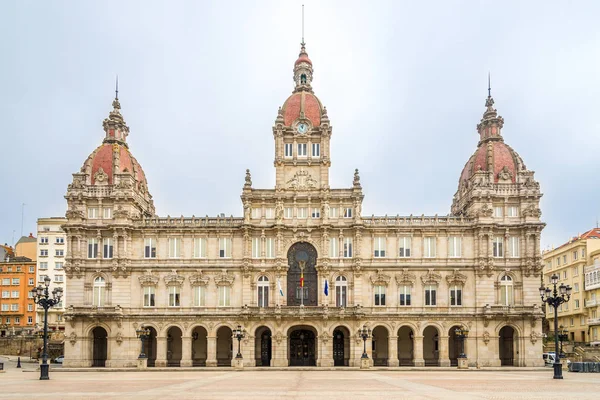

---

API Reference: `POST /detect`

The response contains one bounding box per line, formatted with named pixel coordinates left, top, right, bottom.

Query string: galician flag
left=277, top=279, right=284, bottom=296
left=324, top=279, right=329, bottom=296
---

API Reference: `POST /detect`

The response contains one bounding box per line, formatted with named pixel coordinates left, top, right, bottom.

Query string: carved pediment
left=189, top=269, right=210, bottom=287
left=395, top=269, right=416, bottom=286
left=370, top=269, right=391, bottom=286
left=214, top=269, right=235, bottom=287
left=445, top=269, right=467, bottom=286
left=497, top=165, right=513, bottom=182
left=420, top=269, right=442, bottom=285
left=164, top=269, right=185, bottom=287
left=286, top=169, right=318, bottom=190
left=94, top=167, right=109, bottom=185
left=138, top=269, right=159, bottom=287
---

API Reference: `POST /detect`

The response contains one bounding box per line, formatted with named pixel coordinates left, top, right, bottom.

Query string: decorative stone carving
left=497, top=166, right=513, bottom=182
left=115, top=332, right=123, bottom=346
left=94, top=167, right=109, bottom=184
left=370, top=269, right=391, bottom=286
left=244, top=169, right=252, bottom=188
left=65, top=209, right=85, bottom=219
left=482, top=331, right=490, bottom=345
left=113, top=206, right=130, bottom=219
left=477, top=204, right=494, bottom=218
left=395, top=269, right=416, bottom=286
left=445, top=269, right=467, bottom=286
left=115, top=178, right=132, bottom=189
left=353, top=169, right=361, bottom=187
left=68, top=332, right=78, bottom=346
left=522, top=204, right=542, bottom=218
left=530, top=331, right=540, bottom=345
left=420, top=269, right=442, bottom=285
left=286, top=169, right=318, bottom=190
left=138, top=270, right=159, bottom=286
left=214, top=269, right=235, bottom=286
left=68, top=177, right=85, bottom=190
left=164, top=270, right=185, bottom=287
left=189, top=270, right=209, bottom=287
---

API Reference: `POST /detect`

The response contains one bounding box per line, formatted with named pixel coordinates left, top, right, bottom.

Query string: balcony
left=586, top=299, right=597, bottom=307
left=588, top=318, right=600, bottom=326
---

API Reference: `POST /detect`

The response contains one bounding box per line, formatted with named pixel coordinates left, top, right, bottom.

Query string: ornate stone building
left=62, top=41, right=545, bottom=368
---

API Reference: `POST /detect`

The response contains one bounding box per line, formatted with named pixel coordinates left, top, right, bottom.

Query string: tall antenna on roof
left=302, top=4, right=305, bottom=44
left=488, top=72, right=491, bottom=97
left=115, top=75, right=119, bottom=100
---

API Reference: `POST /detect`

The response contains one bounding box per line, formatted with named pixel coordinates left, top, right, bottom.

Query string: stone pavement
left=0, top=367, right=599, bottom=399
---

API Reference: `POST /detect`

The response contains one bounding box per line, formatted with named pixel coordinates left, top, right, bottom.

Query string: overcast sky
left=1, top=0, right=599, bottom=250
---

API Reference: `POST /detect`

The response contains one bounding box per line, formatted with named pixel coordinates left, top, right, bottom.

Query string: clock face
left=297, top=123, right=308, bottom=134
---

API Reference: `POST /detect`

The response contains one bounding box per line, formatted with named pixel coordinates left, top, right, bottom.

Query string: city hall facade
left=62, top=42, right=545, bottom=368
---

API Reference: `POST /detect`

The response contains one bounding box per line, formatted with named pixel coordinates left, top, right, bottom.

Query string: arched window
left=301, top=74, right=307, bottom=84
left=93, top=276, right=106, bottom=306
left=500, top=275, right=514, bottom=306
left=335, top=276, right=347, bottom=307
left=258, top=276, right=269, bottom=308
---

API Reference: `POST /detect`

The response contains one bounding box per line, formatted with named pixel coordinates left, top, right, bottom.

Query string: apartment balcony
left=588, top=318, right=600, bottom=326
left=586, top=299, right=597, bottom=307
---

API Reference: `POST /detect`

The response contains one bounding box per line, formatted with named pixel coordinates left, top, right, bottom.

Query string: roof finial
left=115, top=74, right=119, bottom=100
left=301, top=4, right=305, bottom=45
left=487, top=72, right=491, bottom=97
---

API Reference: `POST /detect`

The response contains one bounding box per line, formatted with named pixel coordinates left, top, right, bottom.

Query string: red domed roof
left=81, top=143, right=148, bottom=189
left=295, top=53, right=312, bottom=66
left=459, top=141, right=523, bottom=185
left=282, top=91, right=323, bottom=127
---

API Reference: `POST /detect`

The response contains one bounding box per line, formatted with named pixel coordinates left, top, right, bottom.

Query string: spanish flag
left=300, top=271, right=304, bottom=287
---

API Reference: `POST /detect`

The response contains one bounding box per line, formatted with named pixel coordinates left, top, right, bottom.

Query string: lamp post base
left=137, top=358, right=148, bottom=369
left=233, top=358, right=244, bottom=370
left=39, top=363, right=50, bottom=380
left=360, top=358, right=370, bottom=370
left=553, top=363, right=563, bottom=379
left=457, top=357, right=469, bottom=370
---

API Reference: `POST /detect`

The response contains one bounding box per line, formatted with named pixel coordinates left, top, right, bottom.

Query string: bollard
left=16, top=357, right=21, bottom=368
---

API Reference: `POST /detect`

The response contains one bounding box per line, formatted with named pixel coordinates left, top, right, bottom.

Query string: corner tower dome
left=280, top=42, right=325, bottom=129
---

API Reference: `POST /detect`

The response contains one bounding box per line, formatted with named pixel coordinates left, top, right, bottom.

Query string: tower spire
left=115, top=74, right=119, bottom=100
left=488, top=72, right=491, bottom=98
left=301, top=4, right=305, bottom=45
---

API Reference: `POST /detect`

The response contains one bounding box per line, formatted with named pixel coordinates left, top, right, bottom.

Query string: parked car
left=53, top=355, right=64, bottom=364
left=543, top=352, right=571, bottom=367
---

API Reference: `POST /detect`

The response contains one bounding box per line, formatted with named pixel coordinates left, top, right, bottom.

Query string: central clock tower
left=273, top=41, right=331, bottom=191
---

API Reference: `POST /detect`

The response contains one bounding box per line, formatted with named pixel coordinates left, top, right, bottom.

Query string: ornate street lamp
left=31, top=276, right=63, bottom=380
left=358, top=325, right=371, bottom=359
left=558, top=326, right=569, bottom=359
left=135, top=325, right=151, bottom=359
left=540, top=274, right=572, bottom=379
left=454, top=326, right=470, bottom=359
left=233, top=325, right=246, bottom=359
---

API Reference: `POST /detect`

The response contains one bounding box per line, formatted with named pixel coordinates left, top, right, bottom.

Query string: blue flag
left=324, top=279, right=329, bottom=296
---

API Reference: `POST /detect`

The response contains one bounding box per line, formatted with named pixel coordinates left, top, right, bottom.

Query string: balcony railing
left=586, top=299, right=597, bottom=307
left=588, top=318, right=600, bottom=326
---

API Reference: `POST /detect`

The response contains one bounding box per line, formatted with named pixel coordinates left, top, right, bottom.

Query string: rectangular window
left=297, top=143, right=307, bottom=157
left=16, top=266, right=21, bottom=272
left=252, top=237, right=261, bottom=258
left=423, top=237, right=436, bottom=258
left=29, top=266, right=35, bottom=273
left=11, top=291, right=19, bottom=298
left=143, top=286, right=155, bottom=307
left=398, top=237, right=411, bottom=258
left=297, top=207, right=307, bottom=218
left=258, top=284, right=269, bottom=307
left=450, top=286, right=462, bottom=306
left=574, top=283, right=579, bottom=292
left=55, top=249, right=64, bottom=257
left=573, top=251, right=578, bottom=261
left=329, top=207, right=339, bottom=218
left=374, top=237, right=386, bottom=258
left=343, top=208, right=353, bottom=218
left=144, top=238, right=157, bottom=258
left=168, top=286, right=180, bottom=307
left=265, top=238, right=275, bottom=258
left=103, top=207, right=112, bottom=219
left=27, top=316, right=32, bottom=324
left=54, top=275, right=64, bottom=283
left=506, top=236, right=519, bottom=258
left=494, top=206, right=503, bottom=217
left=15, top=317, right=20, bottom=324
left=493, top=237, right=504, bottom=258
left=251, top=208, right=261, bottom=219
left=40, top=237, right=48, bottom=244
left=399, top=285, right=411, bottom=306
left=28, top=304, right=33, bottom=312
left=563, top=255, right=567, bottom=264
left=573, top=267, right=579, bottom=277
left=448, top=237, right=461, bottom=258
left=284, top=207, right=293, bottom=218
left=1, top=304, right=7, bottom=311
left=219, top=238, right=232, bottom=258
left=12, top=278, right=19, bottom=285
left=40, top=249, right=48, bottom=257
left=28, top=278, right=34, bottom=285
left=312, top=143, right=320, bottom=158
left=193, top=286, right=206, bottom=307
left=311, top=208, right=320, bottom=218
left=335, top=282, right=347, bottom=307
left=284, top=143, right=293, bottom=158
left=11, top=304, right=18, bottom=311
left=55, top=237, right=64, bottom=244
left=556, top=257, right=560, bottom=266
left=88, top=207, right=98, bottom=219
left=374, top=285, right=386, bottom=306
left=425, top=285, right=437, bottom=306
left=343, top=238, right=353, bottom=258
left=582, top=249, right=586, bottom=258
left=507, top=206, right=518, bottom=217
left=264, top=208, right=274, bottom=219
left=193, top=238, right=207, bottom=258
left=103, top=238, right=113, bottom=259
left=39, top=262, right=48, bottom=270
left=218, top=286, right=231, bottom=306
left=88, top=238, right=98, bottom=259
left=563, top=270, right=567, bottom=279
left=1, top=291, right=8, bottom=298
left=1, top=278, right=8, bottom=285
left=575, top=299, right=580, bottom=309
left=169, top=238, right=181, bottom=258
left=329, top=238, right=339, bottom=258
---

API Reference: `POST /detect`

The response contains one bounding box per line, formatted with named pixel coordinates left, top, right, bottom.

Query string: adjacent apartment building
left=584, top=243, right=600, bottom=345
left=36, top=217, right=68, bottom=331
left=0, top=256, right=37, bottom=336
left=543, top=228, right=600, bottom=343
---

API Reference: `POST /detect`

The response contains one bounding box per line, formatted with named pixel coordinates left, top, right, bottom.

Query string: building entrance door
left=261, top=331, right=272, bottom=367
left=289, top=329, right=316, bottom=366
left=333, top=329, right=345, bottom=366
left=92, top=327, right=107, bottom=367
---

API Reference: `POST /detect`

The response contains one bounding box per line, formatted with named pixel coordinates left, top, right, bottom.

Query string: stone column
left=155, top=337, right=167, bottom=367
left=271, top=333, right=288, bottom=367
left=206, top=335, right=217, bottom=367
left=181, top=336, right=192, bottom=367
left=318, top=334, right=334, bottom=367
left=352, top=334, right=364, bottom=367
left=413, top=335, right=424, bottom=367
left=388, top=335, right=399, bottom=367
left=439, top=335, right=450, bottom=367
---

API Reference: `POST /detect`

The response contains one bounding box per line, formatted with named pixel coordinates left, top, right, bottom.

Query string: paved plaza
left=1, top=363, right=600, bottom=400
